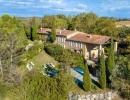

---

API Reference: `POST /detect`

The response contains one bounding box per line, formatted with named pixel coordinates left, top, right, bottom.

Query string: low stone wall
left=68, top=91, right=119, bottom=100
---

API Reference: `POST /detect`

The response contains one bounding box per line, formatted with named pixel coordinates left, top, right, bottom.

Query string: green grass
left=28, top=50, right=58, bottom=70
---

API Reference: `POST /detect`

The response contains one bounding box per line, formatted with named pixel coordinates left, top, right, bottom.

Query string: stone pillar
left=114, top=42, right=118, bottom=52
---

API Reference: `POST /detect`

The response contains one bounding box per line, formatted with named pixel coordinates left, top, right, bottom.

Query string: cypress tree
left=83, top=61, right=91, bottom=92
left=50, top=27, right=56, bottom=42
left=107, top=36, right=115, bottom=81
left=99, top=51, right=106, bottom=89
left=31, top=17, right=38, bottom=41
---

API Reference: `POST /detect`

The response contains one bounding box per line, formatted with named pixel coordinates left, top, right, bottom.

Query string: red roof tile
left=37, top=28, right=112, bottom=44
left=38, top=28, right=76, bottom=36
left=67, top=33, right=111, bottom=45
left=56, top=30, right=76, bottom=36
left=37, top=28, right=51, bottom=34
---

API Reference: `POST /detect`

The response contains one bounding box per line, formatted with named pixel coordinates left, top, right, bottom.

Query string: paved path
left=71, top=68, right=99, bottom=82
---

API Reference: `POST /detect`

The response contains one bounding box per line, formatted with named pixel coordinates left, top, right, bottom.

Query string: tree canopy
left=0, top=14, right=28, bottom=86
left=40, top=12, right=118, bottom=37
left=50, top=27, right=56, bottom=42
left=9, top=70, right=74, bottom=100
left=31, top=17, right=38, bottom=41
left=93, top=17, right=118, bottom=36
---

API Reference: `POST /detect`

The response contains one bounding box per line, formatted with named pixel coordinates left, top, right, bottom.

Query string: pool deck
left=71, top=68, right=99, bottom=82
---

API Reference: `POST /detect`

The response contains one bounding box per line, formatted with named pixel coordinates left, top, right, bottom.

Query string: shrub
left=25, top=43, right=44, bottom=59
left=9, top=70, right=74, bottom=100
left=44, top=43, right=85, bottom=69
left=0, top=84, right=8, bottom=99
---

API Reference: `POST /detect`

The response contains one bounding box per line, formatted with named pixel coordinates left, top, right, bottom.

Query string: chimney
left=59, top=30, right=61, bottom=34
left=89, top=35, right=92, bottom=38
left=87, top=35, right=92, bottom=38
left=40, top=27, right=42, bottom=30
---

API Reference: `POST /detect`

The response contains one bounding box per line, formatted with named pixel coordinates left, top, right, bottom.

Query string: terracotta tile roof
left=67, top=33, right=111, bottom=45
left=56, top=30, right=76, bottom=36
left=37, top=28, right=75, bottom=36
left=37, top=28, right=51, bottom=34
left=37, top=28, right=111, bottom=44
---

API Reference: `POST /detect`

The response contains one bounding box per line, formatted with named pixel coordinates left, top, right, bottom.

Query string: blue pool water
left=73, top=67, right=84, bottom=75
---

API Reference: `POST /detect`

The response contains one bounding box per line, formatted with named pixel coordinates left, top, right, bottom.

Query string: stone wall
left=68, top=91, right=119, bottom=100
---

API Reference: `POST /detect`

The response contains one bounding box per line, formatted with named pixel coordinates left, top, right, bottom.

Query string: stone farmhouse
left=37, top=28, right=117, bottom=60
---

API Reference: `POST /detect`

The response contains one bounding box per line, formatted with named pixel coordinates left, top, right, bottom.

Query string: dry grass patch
left=116, top=21, right=130, bottom=27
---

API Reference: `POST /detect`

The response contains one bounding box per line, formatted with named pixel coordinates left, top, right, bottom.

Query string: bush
left=74, top=54, right=85, bottom=69
left=9, top=70, right=74, bottom=100
left=0, top=84, right=8, bottom=99
left=44, top=43, right=64, bottom=58
left=91, top=83, right=99, bottom=90
left=44, top=43, right=85, bottom=69
left=25, top=43, right=44, bottom=59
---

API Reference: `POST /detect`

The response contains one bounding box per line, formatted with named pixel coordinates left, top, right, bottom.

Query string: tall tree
left=118, top=26, right=130, bottom=54
left=99, top=52, right=106, bottom=89
left=93, top=17, right=118, bottom=36
left=83, top=61, right=91, bottom=92
left=82, top=12, right=98, bottom=33
left=107, top=36, right=115, bottom=82
left=50, top=27, right=56, bottom=43
left=42, top=15, right=58, bottom=28
left=67, top=15, right=73, bottom=30
left=73, top=15, right=82, bottom=31
left=110, top=55, right=130, bottom=99
left=0, top=31, right=5, bottom=82
left=0, top=15, right=27, bottom=85
left=31, top=17, right=38, bottom=41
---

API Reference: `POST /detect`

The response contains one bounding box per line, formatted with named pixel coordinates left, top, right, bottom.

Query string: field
left=116, top=21, right=130, bottom=27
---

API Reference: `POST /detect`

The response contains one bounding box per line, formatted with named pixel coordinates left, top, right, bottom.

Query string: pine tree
left=107, top=36, right=115, bottom=81
left=50, top=27, right=56, bottom=42
left=99, top=51, right=106, bottom=89
left=83, top=61, right=91, bottom=92
left=31, top=17, right=38, bottom=41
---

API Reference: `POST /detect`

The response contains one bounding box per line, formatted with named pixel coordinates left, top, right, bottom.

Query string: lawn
left=28, top=50, right=58, bottom=70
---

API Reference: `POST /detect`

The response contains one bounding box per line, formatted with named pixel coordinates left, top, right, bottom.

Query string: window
left=68, top=41, right=70, bottom=46
left=70, top=41, right=72, bottom=46
left=61, top=37, right=64, bottom=42
left=61, top=37, right=65, bottom=42
left=78, top=43, right=80, bottom=48
left=80, top=43, right=82, bottom=48
left=63, top=37, right=65, bottom=42
left=57, top=37, right=60, bottom=42
left=76, top=43, right=77, bottom=47
left=73, top=42, right=75, bottom=47
left=58, top=37, right=61, bottom=42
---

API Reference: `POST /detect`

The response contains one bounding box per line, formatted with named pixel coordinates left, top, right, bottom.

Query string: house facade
left=37, top=28, right=118, bottom=59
